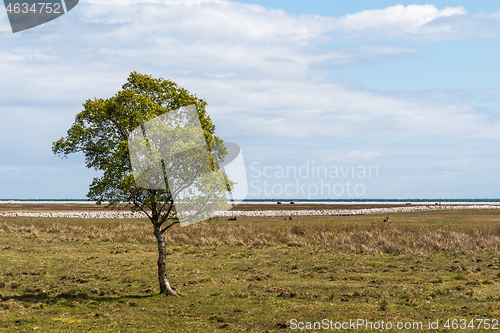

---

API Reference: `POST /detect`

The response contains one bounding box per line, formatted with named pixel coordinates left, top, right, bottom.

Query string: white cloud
left=0, top=49, right=56, bottom=62
left=0, top=1, right=498, bottom=141
left=182, top=78, right=500, bottom=143
left=0, top=2, right=495, bottom=88
left=76, top=1, right=491, bottom=45
left=0, top=8, right=10, bottom=33
left=348, top=151, right=383, bottom=159
left=82, top=0, right=331, bottom=43
left=334, top=4, right=467, bottom=38
left=1, top=0, right=500, bottom=198
left=0, top=166, right=74, bottom=173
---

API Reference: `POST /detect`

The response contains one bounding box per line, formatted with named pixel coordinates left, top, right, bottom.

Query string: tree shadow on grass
left=0, top=291, right=159, bottom=304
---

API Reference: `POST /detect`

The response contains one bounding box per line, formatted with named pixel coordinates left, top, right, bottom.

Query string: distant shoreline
left=1, top=201, right=500, bottom=216
left=0, top=198, right=500, bottom=205
left=1, top=203, right=500, bottom=218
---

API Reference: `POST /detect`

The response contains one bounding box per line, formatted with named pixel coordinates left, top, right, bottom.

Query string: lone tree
left=52, top=72, right=226, bottom=296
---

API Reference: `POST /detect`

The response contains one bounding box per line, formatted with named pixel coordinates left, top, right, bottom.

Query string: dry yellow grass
left=1, top=215, right=499, bottom=255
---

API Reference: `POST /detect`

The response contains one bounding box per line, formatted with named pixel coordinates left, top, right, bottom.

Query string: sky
left=1, top=0, right=500, bottom=200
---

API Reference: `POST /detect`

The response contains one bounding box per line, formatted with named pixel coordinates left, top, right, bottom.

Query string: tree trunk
left=154, top=225, right=178, bottom=296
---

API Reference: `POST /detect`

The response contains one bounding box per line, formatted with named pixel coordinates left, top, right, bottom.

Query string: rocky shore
left=0, top=204, right=499, bottom=219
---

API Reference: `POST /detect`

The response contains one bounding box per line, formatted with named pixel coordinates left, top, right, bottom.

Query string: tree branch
left=161, top=221, right=179, bottom=234
left=133, top=200, right=152, bottom=220
left=110, top=117, right=129, bottom=142
left=159, top=200, right=175, bottom=225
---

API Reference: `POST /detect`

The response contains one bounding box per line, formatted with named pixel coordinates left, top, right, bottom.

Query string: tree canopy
left=52, top=72, right=226, bottom=295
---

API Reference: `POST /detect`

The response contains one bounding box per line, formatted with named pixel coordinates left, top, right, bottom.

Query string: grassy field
left=0, top=209, right=499, bottom=332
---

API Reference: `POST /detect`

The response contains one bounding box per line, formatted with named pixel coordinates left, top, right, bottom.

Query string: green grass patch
left=0, top=210, right=499, bottom=332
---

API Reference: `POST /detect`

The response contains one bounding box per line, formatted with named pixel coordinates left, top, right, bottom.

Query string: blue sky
left=1, top=0, right=500, bottom=200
